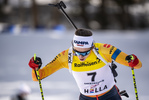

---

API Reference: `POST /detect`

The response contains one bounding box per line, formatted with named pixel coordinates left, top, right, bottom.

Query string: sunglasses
left=73, top=49, right=91, bottom=56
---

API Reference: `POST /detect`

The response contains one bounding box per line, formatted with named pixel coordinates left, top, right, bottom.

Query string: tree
left=0, top=0, right=9, bottom=22
left=31, top=0, right=39, bottom=28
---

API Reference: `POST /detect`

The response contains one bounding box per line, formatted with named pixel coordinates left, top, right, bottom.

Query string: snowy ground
left=0, top=30, right=149, bottom=100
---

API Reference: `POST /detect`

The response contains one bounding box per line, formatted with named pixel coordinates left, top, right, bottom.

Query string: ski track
left=0, top=30, right=149, bottom=100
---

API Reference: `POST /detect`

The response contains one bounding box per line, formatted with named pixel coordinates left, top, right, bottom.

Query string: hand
left=125, top=54, right=139, bottom=68
left=28, top=57, right=42, bottom=70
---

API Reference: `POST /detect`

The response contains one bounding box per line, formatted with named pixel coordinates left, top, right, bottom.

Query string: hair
left=75, top=28, right=93, bottom=36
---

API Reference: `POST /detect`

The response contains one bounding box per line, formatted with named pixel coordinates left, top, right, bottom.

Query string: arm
left=31, top=49, right=69, bottom=81
left=99, top=43, right=142, bottom=69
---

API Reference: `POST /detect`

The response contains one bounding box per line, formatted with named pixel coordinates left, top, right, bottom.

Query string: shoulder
left=50, top=48, right=69, bottom=64
left=94, top=43, right=102, bottom=48
left=59, top=48, right=69, bottom=56
left=55, top=48, right=69, bottom=63
left=94, top=43, right=118, bottom=60
left=94, top=43, right=115, bottom=53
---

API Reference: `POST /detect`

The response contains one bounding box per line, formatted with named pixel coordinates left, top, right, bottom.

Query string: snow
left=0, top=30, right=149, bottom=100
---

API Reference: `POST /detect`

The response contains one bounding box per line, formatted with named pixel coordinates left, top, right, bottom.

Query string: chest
left=71, top=51, right=106, bottom=72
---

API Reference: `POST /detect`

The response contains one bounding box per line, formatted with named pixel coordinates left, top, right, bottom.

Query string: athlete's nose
left=79, top=55, right=84, bottom=58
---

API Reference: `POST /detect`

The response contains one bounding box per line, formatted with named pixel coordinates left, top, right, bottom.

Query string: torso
left=71, top=50, right=115, bottom=96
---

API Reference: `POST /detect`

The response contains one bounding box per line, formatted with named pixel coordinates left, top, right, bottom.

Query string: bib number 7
left=87, top=72, right=97, bottom=81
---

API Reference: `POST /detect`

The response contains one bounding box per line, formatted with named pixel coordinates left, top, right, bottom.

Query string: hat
left=73, top=34, right=93, bottom=48
left=18, top=83, right=31, bottom=94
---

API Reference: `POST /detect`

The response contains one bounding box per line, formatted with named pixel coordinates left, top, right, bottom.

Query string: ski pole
left=34, top=53, right=44, bottom=100
left=48, top=1, right=78, bottom=30
left=131, top=68, right=139, bottom=100
left=126, top=55, right=139, bottom=100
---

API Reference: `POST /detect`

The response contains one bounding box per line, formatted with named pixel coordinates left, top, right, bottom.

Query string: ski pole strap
left=68, top=46, right=73, bottom=74
left=93, top=47, right=108, bottom=65
left=131, top=68, right=139, bottom=100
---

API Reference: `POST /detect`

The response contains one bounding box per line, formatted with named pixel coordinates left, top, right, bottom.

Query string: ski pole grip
left=34, top=53, right=36, bottom=61
left=34, top=53, right=38, bottom=70
left=126, top=54, right=134, bottom=63
left=130, top=55, right=134, bottom=60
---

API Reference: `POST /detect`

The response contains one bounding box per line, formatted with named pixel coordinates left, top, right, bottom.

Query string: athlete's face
left=73, top=47, right=91, bottom=61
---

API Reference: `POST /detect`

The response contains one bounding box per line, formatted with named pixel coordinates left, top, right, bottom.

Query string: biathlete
left=29, top=28, right=142, bottom=100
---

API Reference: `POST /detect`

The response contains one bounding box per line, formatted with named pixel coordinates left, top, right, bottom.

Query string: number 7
left=87, top=72, right=97, bottom=81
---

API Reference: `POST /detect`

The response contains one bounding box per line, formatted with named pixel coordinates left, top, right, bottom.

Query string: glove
left=28, top=57, right=42, bottom=70
left=125, top=54, right=139, bottom=68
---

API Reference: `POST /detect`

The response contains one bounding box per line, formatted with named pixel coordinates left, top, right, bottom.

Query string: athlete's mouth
left=80, top=58, right=85, bottom=61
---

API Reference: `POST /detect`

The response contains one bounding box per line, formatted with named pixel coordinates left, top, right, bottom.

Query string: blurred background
left=0, top=0, right=149, bottom=100
left=0, top=0, right=149, bottom=32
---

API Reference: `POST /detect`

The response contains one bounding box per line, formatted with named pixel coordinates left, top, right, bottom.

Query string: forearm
left=100, top=43, right=142, bottom=69
left=32, top=61, right=64, bottom=81
left=31, top=50, right=69, bottom=81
